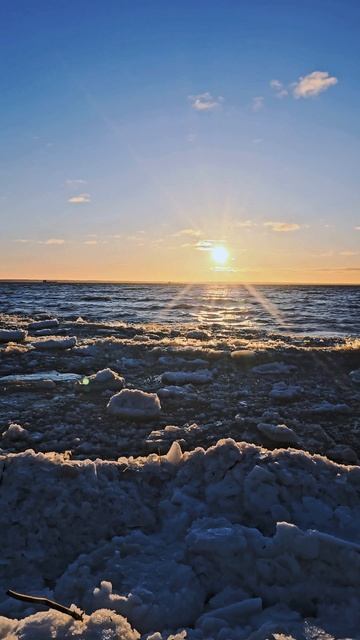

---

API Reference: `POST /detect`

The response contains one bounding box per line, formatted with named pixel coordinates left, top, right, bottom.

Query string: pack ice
left=1, top=439, right=360, bottom=639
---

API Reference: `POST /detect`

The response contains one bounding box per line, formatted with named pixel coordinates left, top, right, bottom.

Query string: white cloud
left=211, top=266, right=239, bottom=273
left=83, top=240, right=98, bottom=245
left=270, top=79, right=288, bottom=98
left=14, top=238, right=65, bottom=245
left=355, top=226, right=360, bottom=231
left=173, top=228, right=202, bottom=238
left=235, top=219, right=257, bottom=229
left=44, top=238, right=65, bottom=245
left=252, top=96, right=264, bottom=112
left=66, top=179, right=87, bottom=185
left=293, top=71, right=338, bottom=99
left=264, top=221, right=301, bottom=232
left=194, top=240, right=215, bottom=251
left=188, top=92, right=224, bottom=111
left=270, top=72, right=338, bottom=100
left=339, top=250, right=358, bottom=256
left=68, top=193, right=91, bottom=204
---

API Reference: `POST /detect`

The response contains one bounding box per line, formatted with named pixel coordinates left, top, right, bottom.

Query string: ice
left=158, top=386, right=195, bottom=400
left=1, top=423, right=28, bottom=442
left=0, top=371, right=82, bottom=385
left=311, top=401, right=350, bottom=414
left=87, top=368, right=125, bottom=389
left=251, top=362, right=296, bottom=375
left=28, top=319, right=59, bottom=330
left=107, top=388, right=161, bottom=419
left=0, top=608, right=140, bottom=639
left=349, top=368, right=360, bottom=384
left=1, top=440, right=360, bottom=638
left=0, top=329, right=27, bottom=343
left=161, top=370, right=213, bottom=385
left=270, top=383, right=302, bottom=402
left=33, top=336, right=77, bottom=350
left=165, top=441, right=183, bottom=464
left=256, top=422, right=299, bottom=445
left=230, top=349, right=257, bottom=362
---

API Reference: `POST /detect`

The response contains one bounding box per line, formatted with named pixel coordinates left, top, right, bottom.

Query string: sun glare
left=211, top=245, right=229, bottom=265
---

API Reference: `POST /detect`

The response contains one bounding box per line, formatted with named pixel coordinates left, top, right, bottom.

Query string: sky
left=0, top=0, right=359, bottom=283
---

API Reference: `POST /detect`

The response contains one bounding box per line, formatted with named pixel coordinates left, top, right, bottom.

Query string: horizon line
left=0, top=278, right=359, bottom=287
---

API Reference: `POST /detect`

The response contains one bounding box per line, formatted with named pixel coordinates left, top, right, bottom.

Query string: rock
left=107, top=388, right=161, bottom=419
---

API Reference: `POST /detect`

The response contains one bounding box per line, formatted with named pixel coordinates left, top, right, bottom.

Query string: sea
left=1, top=282, right=359, bottom=341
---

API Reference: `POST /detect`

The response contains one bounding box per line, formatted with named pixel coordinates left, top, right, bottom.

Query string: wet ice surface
left=0, top=313, right=359, bottom=463
left=0, top=286, right=359, bottom=639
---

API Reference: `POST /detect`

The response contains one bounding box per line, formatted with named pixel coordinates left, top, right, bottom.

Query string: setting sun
left=211, top=245, right=229, bottom=265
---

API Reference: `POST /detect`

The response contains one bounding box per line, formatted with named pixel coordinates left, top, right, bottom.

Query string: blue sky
left=1, top=0, right=359, bottom=282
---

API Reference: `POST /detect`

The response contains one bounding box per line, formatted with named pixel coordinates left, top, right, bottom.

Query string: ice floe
left=161, top=370, right=213, bottom=385
left=256, top=422, right=299, bottom=445
left=28, top=318, right=59, bottom=330
left=0, top=371, right=82, bottom=385
left=0, top=329, right=27, bottom=343
left=270, top=382, right=302, bottom=402
left=107, top=388, right=161, bottom=419
left=87, top=368, right=125, bottom=390
left=252, top=362, right=297, bottom=375
left=33, top=336, right=77, bottom=350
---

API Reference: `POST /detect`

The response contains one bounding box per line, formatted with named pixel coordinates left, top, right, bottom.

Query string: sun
left=211, top=245, right=229, bottom=265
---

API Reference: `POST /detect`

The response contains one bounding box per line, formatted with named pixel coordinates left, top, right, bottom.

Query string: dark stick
left=6, top=589, right=84, bottom=621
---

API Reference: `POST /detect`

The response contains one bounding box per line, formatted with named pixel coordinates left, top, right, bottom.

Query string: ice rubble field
left=1, top=439, right=360, bottom=639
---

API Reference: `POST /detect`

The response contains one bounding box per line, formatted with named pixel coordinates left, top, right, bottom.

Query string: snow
left=1, top=440, right=360, bottom=638
left=33, top=336, right=77, bottom=350
left=0, top=608, right=140, bottom=639
left=28, top=319, right=59, bottom=330
left=161, top=370, right=213, bottom=385
left=0, top=329, right=27, bottom=343
left=107, top=388, right=161, bottom=419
